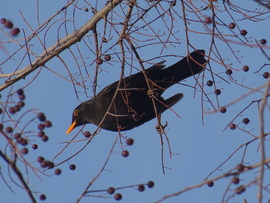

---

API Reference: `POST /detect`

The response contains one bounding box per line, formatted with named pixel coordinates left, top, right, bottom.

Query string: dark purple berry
left=260, top=39, right=267, bottom=45
left=32, top=144, right=38, bottom=150
left=70, top=164, right=76, bottom=170
left=138, top=184, right=145, bottom=192
left=44, top=120, right=52, bottom=128
left=122, top=150, right=129, bottom=157
left=242, top=65, right=249, bottom=72
left=20, top=138, right=28, bottom=146
left=235, top=185, right=246, bottom=194
left=114, top=193, right=122, bottom=200
left=242, top=118, right=250, bottom=124
left=0, top=18, right=6, bottom=24
left=226, top=69, right=233, bottom=75
left=4, top=20, right=14, bottom=29
left=96, top=58, right=103, bottom=65
left=126, top=138, right=134, bottom=146
left=107, top=187, right=115, bottom=194
left=207, top=80, right=213, bottom=87
left=263, top=72, right=269, bottom=79
left=17, top=101, right=25, bottom=108
left=38, top=112, right=46, bottom=122
left=21, top=148, right=29, bottom=154
left=41, top=135, right=49, bottom=142
left=37, top=156, right=45, bottom=163
left=5, top=126, right=13, bottom=133
left=104, top=54, right=111, bottom=61
left=83, top=131, right=91, bottom=138
left=205, top=17, right=212, bottom=24
left=214, top=89, right=221, bottom=95
left=232, top=177, right=240, bottom=184
left=236, top=163, right=245, bottom=172
left=207, top=181, right=214, bottom=187
left=9, top=107, right=16, bottom=114
left=40, top=194, right=46, bottom=201
left=240, top=30, right=247, bottom=36
left=38, top=123, right=45, bottom=130
left=230, top=123, right=236, bottom=130
left=55, top=168, right=62, bottom=175
left=220, top=107, right=227, bottom=113
left=229, top=23, right=235, bottom=29
left=147, top=181, right=155, bottom=188
left=38, top=131, right=45, bottom=137
left=19, top=94, right=26, bottom=100
left=10, top=28, right=20, bottom=36
left=17, top=89, right=24, bottom=95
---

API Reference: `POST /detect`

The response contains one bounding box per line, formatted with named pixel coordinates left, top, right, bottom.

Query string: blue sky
left=1, top=1, right=270, bottom=203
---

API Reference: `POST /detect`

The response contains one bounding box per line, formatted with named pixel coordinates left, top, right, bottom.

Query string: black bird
left=66, top=50, right=206, bottom=134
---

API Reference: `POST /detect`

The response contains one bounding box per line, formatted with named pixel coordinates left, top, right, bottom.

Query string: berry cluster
left=1, top=18, right=20, bottom=36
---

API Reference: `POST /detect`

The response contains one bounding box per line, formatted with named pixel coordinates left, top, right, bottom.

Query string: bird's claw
left=155, top=121, right=168, bottom=134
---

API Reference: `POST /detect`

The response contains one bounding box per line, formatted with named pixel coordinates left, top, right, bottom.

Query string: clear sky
left=0, top=1, right=270, bottom=203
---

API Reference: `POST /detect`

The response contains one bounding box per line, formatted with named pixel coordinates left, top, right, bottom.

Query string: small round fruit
left=260, top=39, right=267, bottom=45
left=240, top=30, right=247, bottom=36
left=121, top=150, right=129, bottom=157
left=220, top=107, right=227, bottom=113
left=107, top=187, right=115, bottom=194
left=229, top=123, right=236, bottom=130
left=242, top=65, right=249, bottom=72
left=96, top=58, right=103, bottom=65
left=138, top=184, right=145, bottom=192
left=242, top=118, right=250, bottom=124
left=263, top=72, right=269, bottom=79
left=104, top=54, right=111, bottom=61
left=207, top=80, right=213, bottom=87
left=214, top=89, right=221, bottom=95
left=229, top=23, right=235, bottom=29
left=70, top=164, right=76, bottom=170
left=207, top=181, right=214, bottom=187
left=126, top=138, right=134, bottom=146
left=147, top=181, right=155, bottom=188
left=114, top=193, right=122, bottom=200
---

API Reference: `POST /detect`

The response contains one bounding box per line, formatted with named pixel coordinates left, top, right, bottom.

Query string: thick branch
left=0, top=0, right=123, bottom=92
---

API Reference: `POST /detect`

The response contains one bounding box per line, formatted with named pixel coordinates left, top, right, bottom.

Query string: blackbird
left=66, top=50, right=206, bottom=134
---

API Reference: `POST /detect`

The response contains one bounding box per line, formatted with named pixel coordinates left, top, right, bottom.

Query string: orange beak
left=66, top=120, right=77, bottom=135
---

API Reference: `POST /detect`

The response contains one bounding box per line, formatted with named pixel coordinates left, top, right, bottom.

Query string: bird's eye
left=73, top=109, right=79, bottom=116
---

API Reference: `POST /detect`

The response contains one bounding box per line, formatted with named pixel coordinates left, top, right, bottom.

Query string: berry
left=104, top=54, right=111, bottom=61
left=40, top=194, right=46, bottom=201
left=138, top=184, right=145, bottom=192
left=207, top=80, right=213, bottom=87
left=96, top=58, right=103, bottom=65
left=14, top=133, right=21, bottom=139
left=226, top=69, right=233, bottom=75
left=17, top=89, right=24, bottom=95
left=41, top=161, right=49, bottom=168
left=242, top=118, right=250, bottom=124
left=32, top=144, right=38, bottom=150
left=70, top=164, right=76, bottom=170
left=229, top=23, right=235, bottom=29
left=38, top=112, right=46, bottom=122
left=232, top=177, right=240, bottom=184
left=55, top=168, right=62, bottom=175
left=38, top=123, right=45, bottom=130
left=205, top=17, right=212, bottom=24
left=47, top=161, right=55, bottom=169
left=0, top=18, right=6, bottom=24
left=214, top=89, right=221, bottom=95
left=5, top=126, right=13, bottom=133
left=20, top=138, right=28, bottom=146
left=17, top=101, right=25, bottom=108
left=114, top=193, right=122, bottom=201
left=240, top=30, right=247, bottom=36
left=41, top=135, right=49, bottom=142
left=220, top=107, right=227, bottom=113
left=126, top=138, right=134, bottom=146
left=44, top=120, right=52, bottom=128
left=10, top=28, right=20, bottom=36
left=107, top=187, right=115, bottom=194
left=4, top=20, right=14, bottom=29
left=21, top=148, right=29, bottom=154
left=229, top=123, right=236, bottom=130
left=235, top=185, right=246, bottom=194
left=38, top=131, right=45, bottom=137
left=37, top=156, right=45, bottom=163
left=122, top=150, right=129, bottom=157
left=0, top=123, right=4, bottom=130
left=207, top=181, right=214, bottom=187
left=19, top=94, right=26, bottom=100
left=147, top=181, right=155, bottom=188
left=9, top=107, right=16, bottom=114
left=84, top=8, right=89, bottom=12
left=242, top=65, right=249, bottom=72
left=260, top=39, right=267, bottom=45
left=263, top=72, right=269, bottom=79
left=236, top=163, right=245, bottom=172
left=83, top=131, right=91, bottom=138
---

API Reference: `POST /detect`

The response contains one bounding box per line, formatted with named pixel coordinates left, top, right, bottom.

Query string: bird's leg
left=155, top=112, right=168, bottom=134
left=147, top=88, right=159, bottom=98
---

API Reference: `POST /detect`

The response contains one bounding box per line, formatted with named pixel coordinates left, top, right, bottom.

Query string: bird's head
left=66, top=103, right=89, bottom=135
